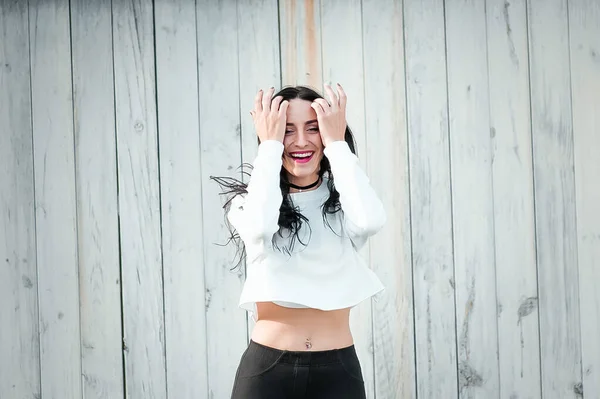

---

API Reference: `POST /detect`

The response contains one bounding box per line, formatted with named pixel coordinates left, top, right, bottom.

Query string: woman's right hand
left=250, top=87, right=289, bottom=143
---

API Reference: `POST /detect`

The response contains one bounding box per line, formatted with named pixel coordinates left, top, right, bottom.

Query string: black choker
left=288, top=178, right=321, bottom=192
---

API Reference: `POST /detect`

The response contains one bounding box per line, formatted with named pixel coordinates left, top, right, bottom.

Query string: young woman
left=216, top=84, right=386, bottom=398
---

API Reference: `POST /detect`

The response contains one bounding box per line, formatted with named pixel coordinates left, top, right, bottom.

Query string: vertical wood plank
left=28, top=0, right=83, bottom=397
left=528, top=0, right=583, bottom=397
left=196, top=1, right=247, bottom=396
left=486, top=0, right=542, bottom=397
left=569, top=0, right=600, bottom=397
left=112, top=0, right=167, bottom=397
left=320, top=1, right=376, bottom=396
left=0, top=1, right=40, bottom=397
left=237, top=0, right=281, bottom=338
left=445, top=0, right=500, bottom=397
left=237, top=0, right=281, bottom=172
left=154, top=0, right=207, bottom=397
left=279, top=0, right=323, bottom=87
left=362, top=0, right=416, bottom=398
left=403, top=0, right=458, bottom=397
left=70, top=0, right=125, bottom=397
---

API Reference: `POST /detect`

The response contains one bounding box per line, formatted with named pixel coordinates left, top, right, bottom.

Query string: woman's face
left=282, top=99, right=324, bottom=186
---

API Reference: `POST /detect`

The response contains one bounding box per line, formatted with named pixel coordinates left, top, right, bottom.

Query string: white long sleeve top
left=227, top=140, right=386, bottom=321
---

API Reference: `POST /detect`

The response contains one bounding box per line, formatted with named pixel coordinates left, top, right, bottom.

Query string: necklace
left=289, top=177, right=321, bottom=193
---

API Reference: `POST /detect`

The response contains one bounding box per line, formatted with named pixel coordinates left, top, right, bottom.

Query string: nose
left=296, top=131, right=309, bottom=147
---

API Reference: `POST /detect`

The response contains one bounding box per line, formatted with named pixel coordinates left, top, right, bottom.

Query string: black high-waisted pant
left=230, top=339, right=367, bottom=399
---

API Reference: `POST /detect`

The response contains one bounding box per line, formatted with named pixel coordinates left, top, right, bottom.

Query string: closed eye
left=307, top=127, right=319, bottom=133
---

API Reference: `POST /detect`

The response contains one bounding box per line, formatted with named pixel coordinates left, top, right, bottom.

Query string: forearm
left=228, top=140, right=284, bottom=242
left=324, top=141, right=386, bottom=236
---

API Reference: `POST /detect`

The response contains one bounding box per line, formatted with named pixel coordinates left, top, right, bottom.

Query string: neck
left=288, top=175, right=321, bottom=193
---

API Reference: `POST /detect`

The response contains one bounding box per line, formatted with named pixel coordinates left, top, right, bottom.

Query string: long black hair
left=211, top=85, right=357, bottom=270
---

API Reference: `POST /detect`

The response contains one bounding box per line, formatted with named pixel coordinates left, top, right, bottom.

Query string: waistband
left=248, top=339, right=356, bottom=366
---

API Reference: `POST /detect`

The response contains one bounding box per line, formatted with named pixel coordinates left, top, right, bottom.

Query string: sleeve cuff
left=323, top=140, right=353, bottom=159
left=258, top=140, right=284, bottom=157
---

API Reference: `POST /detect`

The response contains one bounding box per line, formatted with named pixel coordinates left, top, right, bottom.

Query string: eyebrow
left=286, top=119, right=318, bottom=126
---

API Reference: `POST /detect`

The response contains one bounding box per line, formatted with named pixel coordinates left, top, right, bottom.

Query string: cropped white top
left=227, top=140, right=386, bottom=321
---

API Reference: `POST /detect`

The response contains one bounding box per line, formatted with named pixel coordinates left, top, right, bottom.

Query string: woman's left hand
left=311, top=83, right=347, bottom=147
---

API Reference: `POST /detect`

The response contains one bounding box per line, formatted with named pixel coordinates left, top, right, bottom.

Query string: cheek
left=282, top=136, right=292, bottom=152
left=311, top=135, right=324, bottom=150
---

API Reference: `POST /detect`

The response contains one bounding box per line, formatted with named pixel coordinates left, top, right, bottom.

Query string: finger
left=254, top=90, right=263, bottom=112
left=262, top=87, right=275, bottom=111
left=311, top=101, right=325, bottom=118
left=314, top=98, right=330, bottom=113
left=271, top=95, right=283, bottom=112
left=324, top=84, right=339, bottom=110
left=336, top=83, right=347, bottom=109
left=278, top=99, right=289, bottom=116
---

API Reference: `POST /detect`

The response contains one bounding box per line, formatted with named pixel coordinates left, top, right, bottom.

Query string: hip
left=231, top=339, right=366, bottom=399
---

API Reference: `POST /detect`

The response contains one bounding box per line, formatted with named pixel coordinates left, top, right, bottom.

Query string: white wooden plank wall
left=1, top=0, right=598, bottom=398
left=404, top=1, right=458, bottom=397
left=155, top=0, right=207, bottom=397
left=70, top=0, right=124, bottom=397
left=528, top=0, right=583, bottom=397
left=446, top=1, right=500, bottom=397
left=570, top=1, right=600, bottom=397
left=486, top=1, right=541, bottom=398
left=0, top=1, right=40, bottom=398
left=279, top=0, right=323, bottom=87
left=112, top=0, right=167, bottom=397
left=362, top=1, right=416, bottom=398
left=29, top=0, right=83, bottom=397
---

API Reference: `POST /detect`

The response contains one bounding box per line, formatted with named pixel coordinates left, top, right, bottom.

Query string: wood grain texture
left=279, top=0, right=323, bottom=88
left=28, top=0, right=83, bottom=397
left=403, top=0, right=457, bottom=397
left=445, top=0, right=500, bottom=397
left=528, top=0, right=583, bottom=397
left=0, top=1, right=40, bottom=397
left=236, top=0, right=281, bottom=338
left=70, top=0, right=125, bottom=397
left=320, top=1, right=376, bottom=396
left=112, top=0, right=167, bottom=397
left=154, top=0, right=208, bottom=397
left=362, top=1, right=416, bottom=398
left=196, top=1, right=248, bottom=397
left=485, top=0, right=542, bottom=397
left=569, top=0, right=600, bottom=397
left=5, top=2, right=600, bottom=398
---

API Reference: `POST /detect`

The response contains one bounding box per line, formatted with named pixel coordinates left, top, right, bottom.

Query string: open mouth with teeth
left=289, top=151, right=315, bottom=164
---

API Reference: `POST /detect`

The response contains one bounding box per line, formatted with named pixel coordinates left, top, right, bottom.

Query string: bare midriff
left=251, top=302, right=354, bottom=351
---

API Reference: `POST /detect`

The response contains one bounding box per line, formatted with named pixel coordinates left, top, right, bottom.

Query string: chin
left=285, top=164, right=320, bottom=183
left=285, top=155, right=321, bottom=178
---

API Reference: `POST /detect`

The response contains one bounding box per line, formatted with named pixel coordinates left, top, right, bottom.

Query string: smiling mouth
left=289, top=151, right=314, bottom=164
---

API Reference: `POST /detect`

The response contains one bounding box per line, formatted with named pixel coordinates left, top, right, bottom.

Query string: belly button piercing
left=305, top=337, right=312, bottom=350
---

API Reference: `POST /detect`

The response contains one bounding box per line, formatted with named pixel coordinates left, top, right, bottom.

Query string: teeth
left=291, top=152, right=313, bottom=158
